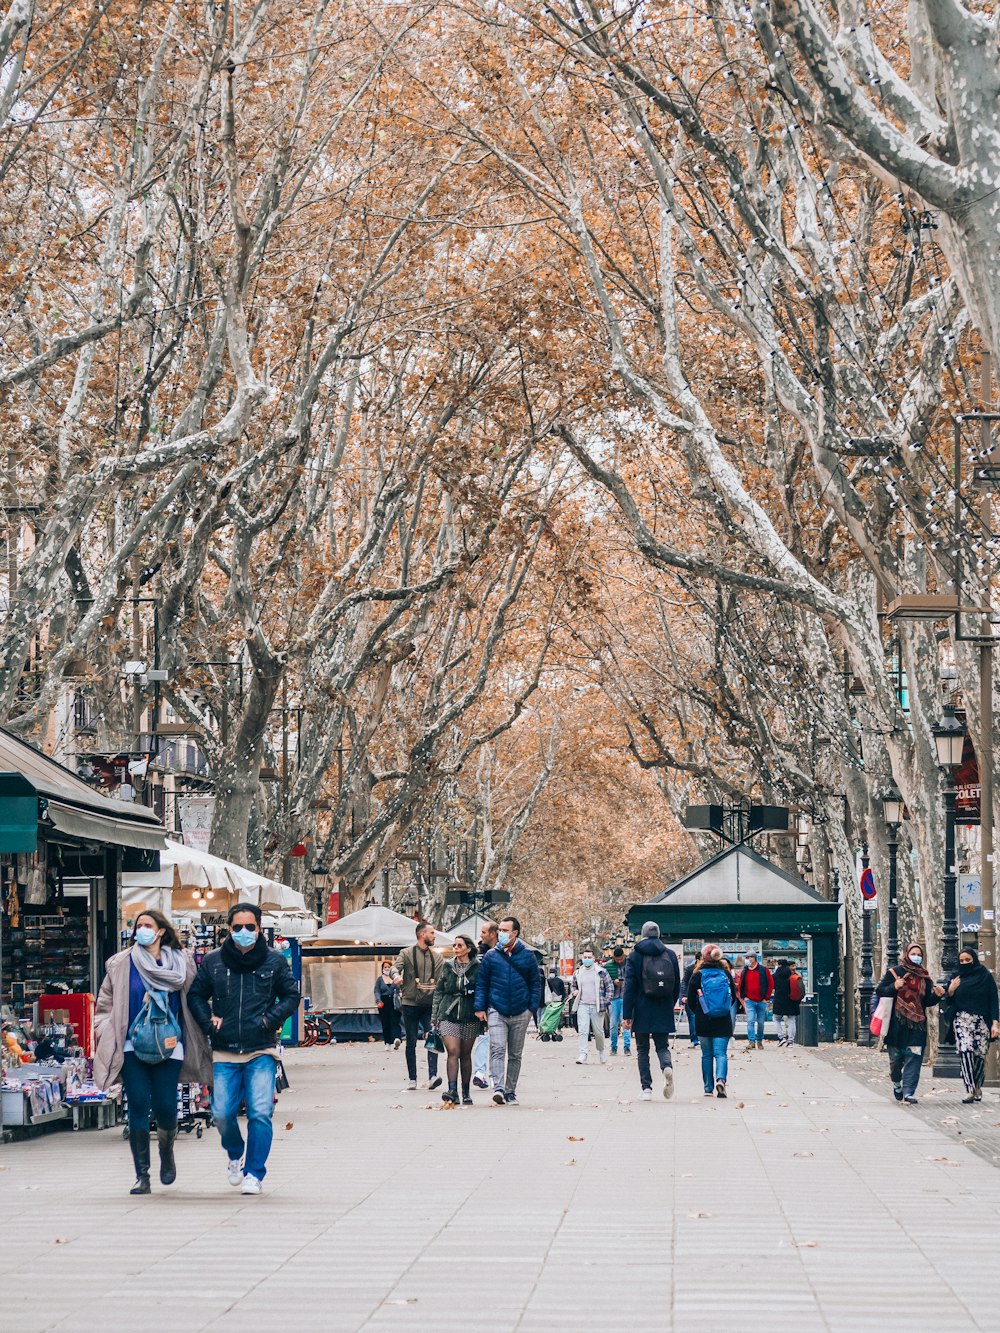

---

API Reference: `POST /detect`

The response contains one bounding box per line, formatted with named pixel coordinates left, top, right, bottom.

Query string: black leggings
left=378, top=1005, right=399, bottom=1045
left=442, top=1034, right=476, bottom=1088
left=122, top=1051, right=182, bottom=1133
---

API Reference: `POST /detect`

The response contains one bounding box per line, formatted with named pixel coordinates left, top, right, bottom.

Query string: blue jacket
left=474, top=940, right=542, bottom=1016
left=622, top=938, right=679, bottom=1035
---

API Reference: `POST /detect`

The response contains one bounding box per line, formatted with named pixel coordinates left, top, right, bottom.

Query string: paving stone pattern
left=813, top=1040, right=1000, bottom=1168
left=2, top=1037, right=999, bottom=1331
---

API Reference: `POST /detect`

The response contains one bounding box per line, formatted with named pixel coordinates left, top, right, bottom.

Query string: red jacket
left=738, top=964, right=774, bottom=1003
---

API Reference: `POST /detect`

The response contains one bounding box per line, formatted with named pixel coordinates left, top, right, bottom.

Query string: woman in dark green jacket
left=431, top=935, right=480, bottom=1105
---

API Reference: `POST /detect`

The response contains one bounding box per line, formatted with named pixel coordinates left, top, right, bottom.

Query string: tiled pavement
left=2, top=1036, right=1000, bottom=1332
left=814, top=1039, right=1000, bottom=1167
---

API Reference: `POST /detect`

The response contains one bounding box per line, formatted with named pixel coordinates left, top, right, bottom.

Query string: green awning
left=0, top=772, right=39, bottom=853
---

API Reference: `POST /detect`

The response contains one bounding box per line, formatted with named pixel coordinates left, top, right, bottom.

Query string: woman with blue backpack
left=94, top=909, right=211, bottom=1195
left=686, top=945, right=738, bottom=1098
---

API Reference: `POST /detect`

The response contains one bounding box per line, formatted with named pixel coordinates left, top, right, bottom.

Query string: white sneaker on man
left=662, top=1068, right=674, bottom=1100
left=227, top=1159, right=243, bottom=1187
left=393, top=1037, right=402, bottom=1050
left=406, top=1079, right=417, bottom=1090
left=241, top=1174, right=262, bottom=1195
left=575, top=1055, right=588, bottom=1064
left=640, top=1089, right=653, bottom=1101
left=599, top=1051, right=608, bottom=1065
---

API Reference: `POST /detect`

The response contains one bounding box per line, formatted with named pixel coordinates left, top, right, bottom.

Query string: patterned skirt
left=438, top=1018, right=482, bottom=1041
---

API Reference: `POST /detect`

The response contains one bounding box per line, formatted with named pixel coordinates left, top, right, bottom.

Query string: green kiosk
left=627, top=844, right=841, bottom=1041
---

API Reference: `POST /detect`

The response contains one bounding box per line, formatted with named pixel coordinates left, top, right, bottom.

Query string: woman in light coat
left=94, top=910, right=211, bottom=1194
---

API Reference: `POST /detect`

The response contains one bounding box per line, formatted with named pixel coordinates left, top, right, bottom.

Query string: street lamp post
left=858, top=842, right=875, bottom=1045
left=933, top=705, right=965, bottom=1079
left=882, top=784, right=904, bottom=968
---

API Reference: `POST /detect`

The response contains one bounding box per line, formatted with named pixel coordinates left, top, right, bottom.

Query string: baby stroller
left=539, top=999, right=566, bottom=1041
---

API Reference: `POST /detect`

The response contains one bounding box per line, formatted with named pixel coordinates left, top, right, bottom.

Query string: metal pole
left=979, top=352, right=998, bottom=1083
left=858, top=843, right=874, bottom=1043
left=934, top=780, right=962, bottom=1077
left=887, top=826, right=899, bottom=967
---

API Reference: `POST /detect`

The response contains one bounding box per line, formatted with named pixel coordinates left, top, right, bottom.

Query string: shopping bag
left=869, top=994, right=893, bottom=1040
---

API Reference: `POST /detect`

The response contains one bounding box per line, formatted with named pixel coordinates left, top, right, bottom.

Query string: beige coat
left=93, top=949, right=213, bottom=1090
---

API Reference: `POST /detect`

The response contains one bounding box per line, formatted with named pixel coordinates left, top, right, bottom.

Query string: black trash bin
left=796, top=995, right=819, bottom=1047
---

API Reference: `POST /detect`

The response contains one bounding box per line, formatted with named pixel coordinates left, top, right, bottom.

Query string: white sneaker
left=662, top=1067, right=674, bottom=1100
left=241, top=1174, right=262, bottom=1195
left=406, top=1079, right=417, bottom=1090
left=576, top=1055, right=588, bottom=1064
left=640, top=1089, right=653, bottom=1101
left=599, top=1051, right=608, bottom=1065
left=227, top=1159, right=243, bottom=1187
left=393, top=1037, right=402, bottom=1050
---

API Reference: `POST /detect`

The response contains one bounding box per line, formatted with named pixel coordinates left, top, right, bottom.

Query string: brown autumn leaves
left=0, top=1, right=981, bottom=951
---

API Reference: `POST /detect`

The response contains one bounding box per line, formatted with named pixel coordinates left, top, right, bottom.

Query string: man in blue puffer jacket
left=474, top=916, right=542, bottom=1106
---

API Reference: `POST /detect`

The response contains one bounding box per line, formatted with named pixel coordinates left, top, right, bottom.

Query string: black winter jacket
left=622, top=938, right=679, bottom=1034
left=772, top=964, right=801, bottom=1017
left=188, top=937, right=300, bottom=1055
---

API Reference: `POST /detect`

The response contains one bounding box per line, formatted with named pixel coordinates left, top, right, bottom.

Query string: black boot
left=157, top=1128, right=178, bottom=1185
left=129, top=1130, right=151, bottom=1195
left=442, top=1080, right=459, bottom=1104
left=461, top=1083, right=472, bottom=1106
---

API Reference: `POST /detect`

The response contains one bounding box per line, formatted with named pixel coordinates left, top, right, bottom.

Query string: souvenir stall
left=628, top=843, right=841, bottom=1041
left=0, top=727, right=167, bottom=1132
left=302, top=905, right=455, bottom=1040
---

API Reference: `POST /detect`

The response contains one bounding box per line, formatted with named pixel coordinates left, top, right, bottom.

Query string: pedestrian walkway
left=3, top=1038, right=1000, bottom=1331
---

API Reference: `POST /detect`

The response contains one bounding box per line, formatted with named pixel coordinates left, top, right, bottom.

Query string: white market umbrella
left=310, top=903, right=454, bottom=947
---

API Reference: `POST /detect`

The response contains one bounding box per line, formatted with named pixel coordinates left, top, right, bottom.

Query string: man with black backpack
left=622, top=921, right=680, bottom=1101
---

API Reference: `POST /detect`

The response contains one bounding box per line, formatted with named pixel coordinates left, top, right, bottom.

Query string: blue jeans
left=686, top=1007, right=698, bottom=1044
left=700, top=1036, right=729, bottom=1091
left=121, top=1051, right=181, bottom=1133
left=609, top=998, right=630, bottom=1052
left=212, top=1055, right=277, bottom=1180
left=744, top=999, right=767, bottom=1043
left=473, top=1031, right=489, bottom=1079
left=888, top=1044, right=923, bottom=1099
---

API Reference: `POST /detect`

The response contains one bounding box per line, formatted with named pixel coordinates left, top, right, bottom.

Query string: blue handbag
left=128, top=988, right=182, bottom=1064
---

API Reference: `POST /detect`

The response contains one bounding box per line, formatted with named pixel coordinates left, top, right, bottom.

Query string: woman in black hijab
left=946, top=947, right=1000, bottom=1103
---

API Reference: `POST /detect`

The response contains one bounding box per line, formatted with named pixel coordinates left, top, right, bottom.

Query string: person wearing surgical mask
left=570, top=947, right=613, bottom=1065
left=93, top=909, right=211, bottom=1196
left=188, top=903, right=300, bottom=1194
left=874, top=941, right=945, bottom=1105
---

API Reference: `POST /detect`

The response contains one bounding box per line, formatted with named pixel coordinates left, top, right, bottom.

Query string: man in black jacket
left=622, top=922, right=680, bottom=1102
left=188, top=902, right=300, bottom=1195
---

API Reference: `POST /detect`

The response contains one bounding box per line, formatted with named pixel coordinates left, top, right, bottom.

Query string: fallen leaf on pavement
left=793, top=1241, right=819, bottom=1249
left=924, top=1155, right=960, bottom=1165
left=564, top=1158, right=577, bottom=1166
left=284, top=1122, right=294, bottom=1131
left=736, top=1101, right=746, bottom=1109
left=688, top=1211, right=713, bottom=1219
left=568, top=1136, right=584, bottom=1141
left=384, top=1299, right=418, bottom=1305
left=52, top=1238, right=70, bottom=1245
left=792, top=1151, right=813, bottom=1158
left=766, top=1090, right=775, bottom=1096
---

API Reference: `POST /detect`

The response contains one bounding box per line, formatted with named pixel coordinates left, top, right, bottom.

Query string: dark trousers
left=634, top=1031, right=672, bottom=1091
left=122, top=1051, right=182, bottom=1133
left=379, top=1004, right=400, bottom=1045
left=402, top=1004, right=438, bottom=1081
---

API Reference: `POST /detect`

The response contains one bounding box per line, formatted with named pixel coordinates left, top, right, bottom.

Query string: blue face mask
left=232, top=927, right=257, bottom=948
left=135, top=926, right=158, bottom=948
left=497, top=931, right=510, bottom=948
left=582, top=957, right=595, bottom=968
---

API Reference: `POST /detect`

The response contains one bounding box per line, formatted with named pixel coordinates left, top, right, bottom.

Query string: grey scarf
left=130, top=942, right=188, bottom=992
